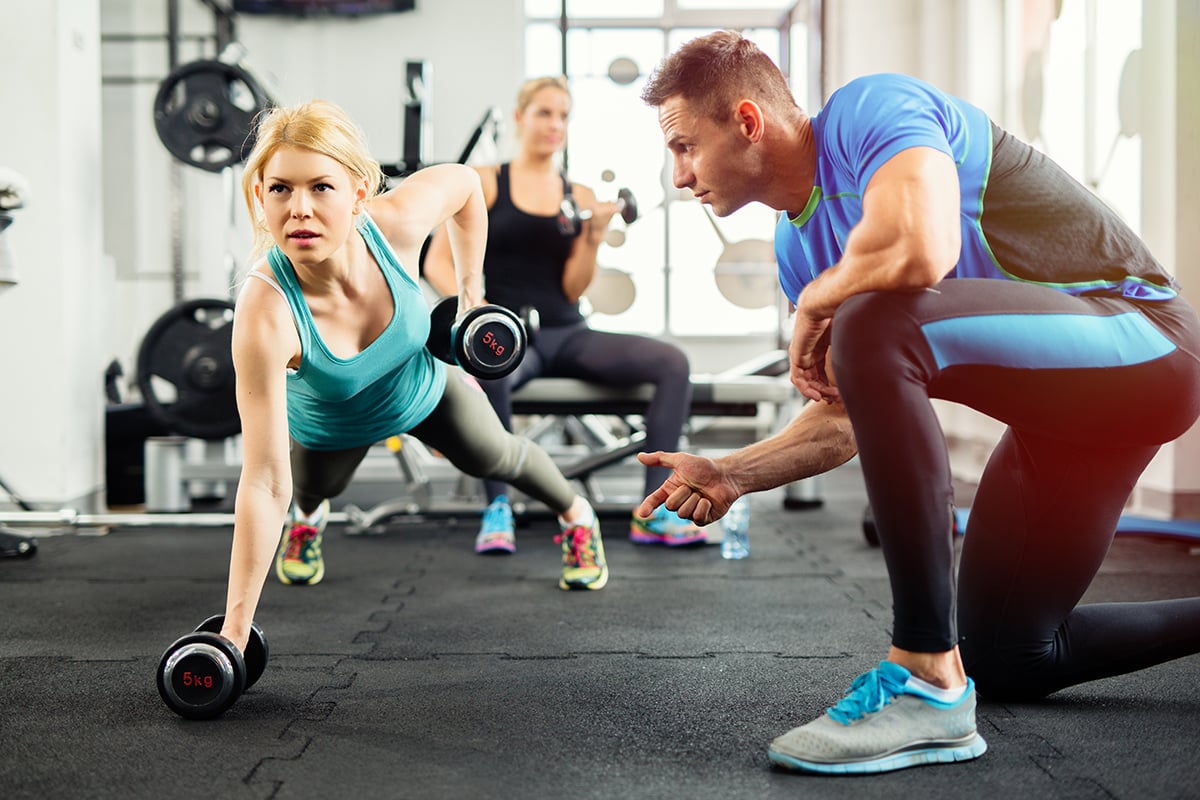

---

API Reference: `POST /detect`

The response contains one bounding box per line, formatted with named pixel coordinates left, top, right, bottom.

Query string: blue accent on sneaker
left=475, top=496, right=516, bottom=554
left=828, top=660, right=913, bottom=724
left=768, top=661, right=987, bottom=775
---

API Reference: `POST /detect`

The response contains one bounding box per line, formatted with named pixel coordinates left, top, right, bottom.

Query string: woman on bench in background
left=425, top=76, right=702, bottom=555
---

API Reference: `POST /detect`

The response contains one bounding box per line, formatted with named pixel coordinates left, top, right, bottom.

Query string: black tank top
left=482, top=163, right=584, bottom=327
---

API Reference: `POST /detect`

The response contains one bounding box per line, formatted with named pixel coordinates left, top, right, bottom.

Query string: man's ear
left=736, top=99, right=765, bottom=143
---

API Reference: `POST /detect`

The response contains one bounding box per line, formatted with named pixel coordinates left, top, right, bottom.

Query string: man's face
left=658, top=95, right=754, bottom=217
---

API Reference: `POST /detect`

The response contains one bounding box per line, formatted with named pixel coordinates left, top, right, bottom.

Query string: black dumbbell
left=576, top=187, right=638, bottom=226
left=157, top=614, right=269, bottom=720
left=426, top=296, right=527, bottom=379
left=558, top=189, right=638, bottom=235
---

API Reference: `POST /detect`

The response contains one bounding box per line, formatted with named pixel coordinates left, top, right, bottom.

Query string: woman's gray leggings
left=290, top=369, right=577, bottom=515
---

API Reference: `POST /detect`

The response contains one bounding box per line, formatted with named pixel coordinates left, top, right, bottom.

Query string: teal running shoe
left=475, top=496, right=516, bottom=554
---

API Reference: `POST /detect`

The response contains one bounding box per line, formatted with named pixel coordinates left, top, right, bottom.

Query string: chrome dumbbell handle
left=575, top=187, right=637, bottom=225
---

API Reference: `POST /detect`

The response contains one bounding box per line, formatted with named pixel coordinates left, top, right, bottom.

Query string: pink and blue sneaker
left=630, top=505, right=706, bottom=546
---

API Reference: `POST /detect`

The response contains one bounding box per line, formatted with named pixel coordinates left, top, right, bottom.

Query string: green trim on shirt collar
left=789, top=185, right=822, bottom=227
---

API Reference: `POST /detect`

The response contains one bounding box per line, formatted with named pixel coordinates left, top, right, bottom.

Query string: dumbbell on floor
left=425, top=296, right=528, bottom=379
left=157, top=614, right=269, bottom=720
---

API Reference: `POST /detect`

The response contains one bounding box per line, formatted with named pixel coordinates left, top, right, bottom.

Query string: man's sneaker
left=475, top=496, right=516, bottom=554
left=629, top=505, right=706, bottom=546
left=275, top=499, right=329, bottom=586
left=768, top=661, right=986, bottom=775
left=556, top=515, right=608, bottom=591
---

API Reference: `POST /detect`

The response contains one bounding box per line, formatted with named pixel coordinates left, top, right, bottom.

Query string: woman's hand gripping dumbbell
left=157, top=615, right=269, bottom=720
left=425, top=296, right=529, bottom=379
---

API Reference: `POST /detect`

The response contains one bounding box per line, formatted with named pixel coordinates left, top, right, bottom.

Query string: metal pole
left=167, top=0, right=180, bottom=71
left=167, top=0, right=185, bottom=304
left=560, top=0, right=569, bottom=173
left=0, top=510, right=353, bottom=528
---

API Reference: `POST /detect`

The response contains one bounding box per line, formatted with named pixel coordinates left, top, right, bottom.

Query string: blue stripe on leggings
left=921, top=312, right=1176, bottom=370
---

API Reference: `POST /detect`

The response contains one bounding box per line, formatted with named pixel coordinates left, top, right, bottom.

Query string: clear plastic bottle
left=720, top=496, right=750, bottom=559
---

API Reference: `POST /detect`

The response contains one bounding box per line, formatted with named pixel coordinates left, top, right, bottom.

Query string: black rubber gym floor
left=3, top=460, right=1200, bottom=799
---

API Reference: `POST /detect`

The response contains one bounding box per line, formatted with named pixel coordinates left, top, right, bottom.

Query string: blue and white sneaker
left=768, top=661, right=987, bottom=774
left=474, top=496, right=516, bottom=554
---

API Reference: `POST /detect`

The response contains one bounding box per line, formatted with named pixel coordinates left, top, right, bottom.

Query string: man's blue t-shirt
left=774, top=73, right=1177, bottom=304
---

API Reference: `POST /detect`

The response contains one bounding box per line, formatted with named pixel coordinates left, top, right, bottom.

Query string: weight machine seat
left=510, top=348, right=793, bottom=419
left=509, top=374, right=794, bottom=419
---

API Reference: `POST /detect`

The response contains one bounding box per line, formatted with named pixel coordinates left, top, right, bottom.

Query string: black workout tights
left=478, top=321, right=692, bottom=501
left=830, top=279, right=1200, bottom=699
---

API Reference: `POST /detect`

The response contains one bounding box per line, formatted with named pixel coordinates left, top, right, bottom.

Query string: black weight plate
left=153, top=59, right=272, bottom=173
left=425, top=296, right=458, bottom=363
left=196, top=614, right=269, bottom=689
left=243, top=621, right=270, bottom=690
left=157, top=631, right=245, bottom=720
left=137, top=299, right=241, bottom=440
left=617, top=187, right=638, bottom=224
left=453, top=306, right=526, bottom=378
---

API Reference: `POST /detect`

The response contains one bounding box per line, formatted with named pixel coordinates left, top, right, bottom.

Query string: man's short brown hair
left=641, top=30, right=798, bottom=122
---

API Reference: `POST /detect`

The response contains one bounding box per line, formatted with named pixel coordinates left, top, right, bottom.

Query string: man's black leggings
left=829, top=279, right=1200, bottom=699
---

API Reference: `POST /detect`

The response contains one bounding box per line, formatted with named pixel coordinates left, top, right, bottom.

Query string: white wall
left=1135, top=0, right=1200, bottom=516
left=0, top=0, right=110, bottom=508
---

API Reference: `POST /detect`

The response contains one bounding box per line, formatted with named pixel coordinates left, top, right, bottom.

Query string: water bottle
left=720, top=496, right=750, bottom=560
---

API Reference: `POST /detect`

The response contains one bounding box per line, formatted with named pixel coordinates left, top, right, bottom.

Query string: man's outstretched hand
left=636, top=451, right=741, bottom=526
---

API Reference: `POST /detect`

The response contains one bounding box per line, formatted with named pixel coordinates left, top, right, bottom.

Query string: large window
left=525, top=1, right=805, bottom=338
left=1019, top=0, right=1143, bottom=232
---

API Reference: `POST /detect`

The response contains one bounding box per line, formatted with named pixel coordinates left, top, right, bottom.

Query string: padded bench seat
left=510, top=374, right=796, bottom=418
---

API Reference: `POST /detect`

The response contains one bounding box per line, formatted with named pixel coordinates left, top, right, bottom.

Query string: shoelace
left=483, top=502, right=513, bottom=530
left=555, top=525, right=597, bottom=567
left=285, top=524, right=318, bottom=560
left=826, top=666, right=907, bottom=725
